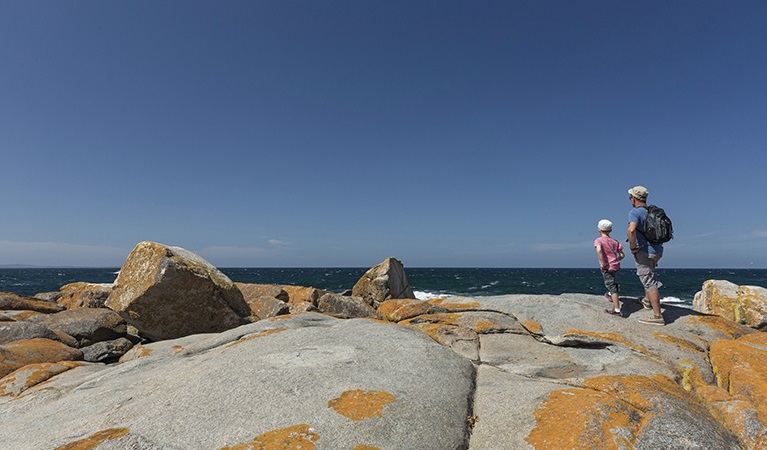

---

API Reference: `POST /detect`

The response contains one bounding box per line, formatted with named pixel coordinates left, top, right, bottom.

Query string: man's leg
left=647, top=288, right=661, bottom=317
left=636, top=252, right=664, bottom=323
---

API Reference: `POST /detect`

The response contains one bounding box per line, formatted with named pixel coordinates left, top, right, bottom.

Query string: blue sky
left=1, top=1, right=765, bottom=269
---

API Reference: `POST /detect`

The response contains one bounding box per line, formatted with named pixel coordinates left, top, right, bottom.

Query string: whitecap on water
left=414, top=290, right=445, bottom=300
left=660, top=296, right=685, bottom=304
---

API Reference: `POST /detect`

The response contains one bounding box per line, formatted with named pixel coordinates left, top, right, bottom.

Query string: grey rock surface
left=0, top=314, right=475, bottom=450
left=0, top=291, right=759, bottom=449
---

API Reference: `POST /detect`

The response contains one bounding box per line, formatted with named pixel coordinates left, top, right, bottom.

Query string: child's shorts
left=601, top=269, right=619, bottom=294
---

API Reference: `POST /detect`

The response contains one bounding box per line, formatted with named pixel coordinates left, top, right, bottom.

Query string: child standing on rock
left=595, top=219, right=625, bottom=316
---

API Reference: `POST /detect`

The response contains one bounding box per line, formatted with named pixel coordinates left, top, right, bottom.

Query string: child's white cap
left=598, top=219, right=613, bottom=231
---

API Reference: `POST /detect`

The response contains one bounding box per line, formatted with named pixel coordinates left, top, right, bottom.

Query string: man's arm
left=627, top=222, right=640, bottom=254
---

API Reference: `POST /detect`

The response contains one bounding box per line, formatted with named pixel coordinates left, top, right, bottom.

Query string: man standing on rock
left=627, top=186, right=665, bottom=325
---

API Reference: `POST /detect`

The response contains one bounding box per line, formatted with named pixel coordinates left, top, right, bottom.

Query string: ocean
left=2, top=267, right=766, bottom=307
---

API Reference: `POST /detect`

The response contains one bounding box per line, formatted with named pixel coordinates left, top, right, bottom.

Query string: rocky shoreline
left=2, top=241, right=767, bottom=449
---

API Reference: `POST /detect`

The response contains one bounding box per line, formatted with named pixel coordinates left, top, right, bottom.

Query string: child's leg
left=604, top=270, right=620, bottom=312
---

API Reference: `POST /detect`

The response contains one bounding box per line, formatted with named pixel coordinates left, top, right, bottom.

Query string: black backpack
left=642, top=205, right=673, bottom=244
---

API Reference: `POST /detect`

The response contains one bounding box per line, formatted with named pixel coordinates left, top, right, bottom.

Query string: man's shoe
left=604, top=308, right=622, bottom=317
left=639, top=315, right=665, bottom=326
left=641, top=298, right=652, bottom=310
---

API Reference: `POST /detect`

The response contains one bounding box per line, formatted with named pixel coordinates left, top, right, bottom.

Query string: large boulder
left=0, top=292, right=64, bottom=314
left=0, top=314, right=475, bottom=449
left=352, top=257, right=415, bottom=308
left=317, top=292, right=376, bottom=318
left=105, top=242, right=250, bottom=341
left=693, top=280, right=767, bottom=329
left=56, top=282, right=114, bottom=309
left=27, top=308, right=127, bottom=348
left=282, top=285, right=329, bottom=305
left=246, top=296, right=290, bottom=320
left=235, top=282, right=289, bottom=302
left=80, top=338, right=135, bottom=363
left=0, top=321, right=78, bottom=347
left=236, top=282, right=290, bottom=320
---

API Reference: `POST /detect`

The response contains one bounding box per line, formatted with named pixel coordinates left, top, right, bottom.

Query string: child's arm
left=595, top=245, right=607, bottom=268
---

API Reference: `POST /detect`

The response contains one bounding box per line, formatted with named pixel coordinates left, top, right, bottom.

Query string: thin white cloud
left=751, top=230, right=767, bottom=238
left=268, top=239, right=291, bottom=246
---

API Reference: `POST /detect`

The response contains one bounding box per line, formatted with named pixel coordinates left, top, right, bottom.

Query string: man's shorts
left=634, top=251, right=663, bottom=291
left=601, top=269, right=619, bottom=294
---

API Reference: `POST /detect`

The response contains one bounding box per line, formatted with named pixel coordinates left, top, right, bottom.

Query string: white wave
left=660, top=296, right=685, bottom=304
left=481, top=281, right=500, bottom=289
left=414, top=290, right=445, bottom=300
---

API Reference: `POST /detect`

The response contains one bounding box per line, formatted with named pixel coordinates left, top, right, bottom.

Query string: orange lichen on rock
left=0, top=338, right=83, bottom=379
left=426, top=298, right=480, bottom=311
left=688, top=315, right=753, bottom=339
left=225, top=329, right=287, bottom=348
left=54, top=427, right=130, bottom=450
left=678, top=359, right=708, bottom=392
left=696, top=384, right=767, bottom=450
left=328, top=389, right=396, bottom=421
left=564, top=329, right=658, bottom=359
left=353, top=446, right=381, bottom=450
left=407, top=322, right=453, bottom=344
left=586, top=374, right=701, bottom=413
left=709, top=333, right=767, bottom=407
left=0, top=361, right=84, bottom=397
left=220, top=424, right=319, bottom=450
left=473, top=320, right=502, bottom=333
left=377, top=299, right=438, bottom=322
left=527, top=374, right=719, bottom=449
left=134, top=345, right=153, bottom=358
left=654, top=332, right=706, bottom=353
left=525, top=386, right=643, bottom=449
left=522, top=320, right=543, bottom=335
left=401, top=312, right=461, bottom=327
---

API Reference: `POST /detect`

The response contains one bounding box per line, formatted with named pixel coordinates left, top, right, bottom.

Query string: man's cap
left=597, top=219, right=613, bottom=231
left=628, top=186, right=649, bottom=201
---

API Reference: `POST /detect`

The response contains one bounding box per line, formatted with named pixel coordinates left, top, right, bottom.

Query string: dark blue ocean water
left=1, top=267, right=766, bottom=305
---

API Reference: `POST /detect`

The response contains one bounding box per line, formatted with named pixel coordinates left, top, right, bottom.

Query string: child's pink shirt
left=594, top=236, right=623, bottom=271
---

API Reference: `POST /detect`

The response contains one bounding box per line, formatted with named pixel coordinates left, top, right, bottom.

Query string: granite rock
left=0, top=314, right=474, bottom=450
left=694, top=280, right=767, bottom=329
left=105, top=242, right=250, bottom=341
left=352, top=257, right=415, bottom=308
left=317, top=292, right=376, bottom=318
left=0, top=292, right=64, bottom=314
left=28, top=308, right=127, bottom=347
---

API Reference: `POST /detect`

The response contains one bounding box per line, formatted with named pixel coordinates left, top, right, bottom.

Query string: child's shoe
left=604, top=308, right=622, bottom=317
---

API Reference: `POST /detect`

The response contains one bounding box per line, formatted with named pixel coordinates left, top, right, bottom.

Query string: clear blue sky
left=1, top=1, right=765, bottom=269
